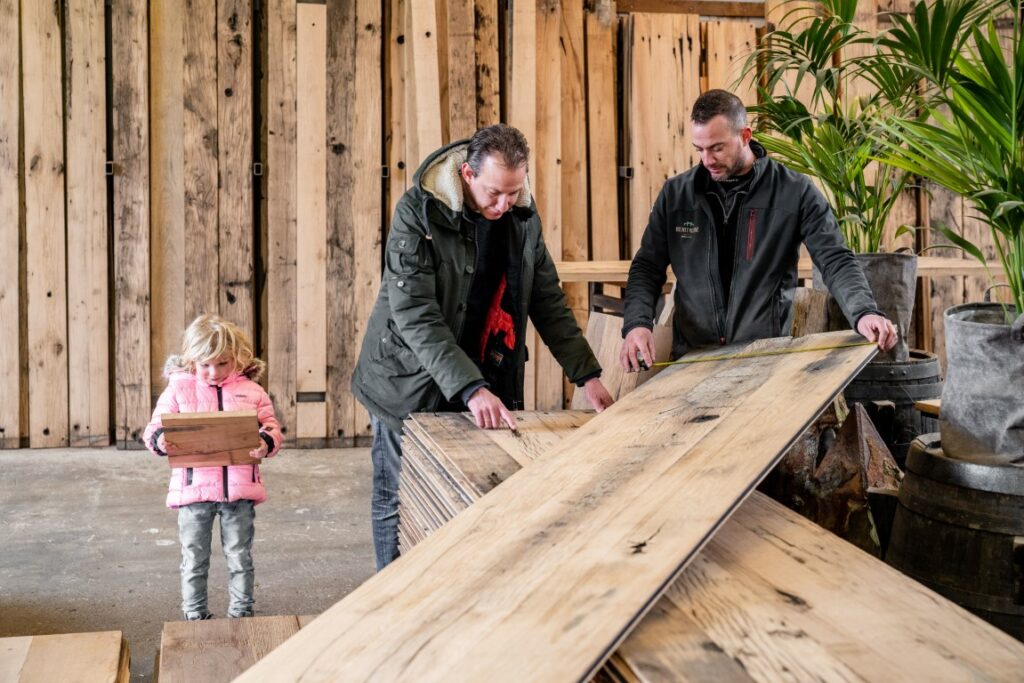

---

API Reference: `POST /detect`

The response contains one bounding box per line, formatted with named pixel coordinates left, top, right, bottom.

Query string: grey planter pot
left=813, top=251, right=917, bottom=362
left=941, top=303, right=1024, bottom=463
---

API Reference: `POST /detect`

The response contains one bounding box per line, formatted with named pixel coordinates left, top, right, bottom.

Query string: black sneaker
left=184, top=611, right=213, bottom=621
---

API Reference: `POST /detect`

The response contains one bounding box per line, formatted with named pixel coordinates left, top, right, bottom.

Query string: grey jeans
left=177, top=499, right=255, bottom=618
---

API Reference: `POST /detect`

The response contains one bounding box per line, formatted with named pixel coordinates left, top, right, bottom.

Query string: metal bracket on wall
left=618, top=166, right=633, bottom=179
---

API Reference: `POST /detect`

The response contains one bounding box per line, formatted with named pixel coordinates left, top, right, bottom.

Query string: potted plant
left=874, top=0, right=1024, bottom=461
left=744, top=0, right=924, bottom=362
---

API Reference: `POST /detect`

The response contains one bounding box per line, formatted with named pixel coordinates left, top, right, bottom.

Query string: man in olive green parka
left=352, top=124, right=614, bottom=569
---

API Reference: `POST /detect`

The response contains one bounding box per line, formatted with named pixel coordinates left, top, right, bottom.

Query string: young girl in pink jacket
left=144, top=314, right=282, bottom=620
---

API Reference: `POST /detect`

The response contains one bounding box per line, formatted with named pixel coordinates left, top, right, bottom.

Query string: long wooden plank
left=554, top=256, right=1002, bottom=283
left=150, top=0, right=187, bottom=405
left=158, top=616, right=301, bottom=683
left=296, top=2, right=328, bottom=440
left=65, top=0, right=109, bottom=446
left=534, top=0, right=564, bottom=411
left=237, top=332, right=876, bottom=681
left=408, top=0, right=442, bottom=161
left=618, top=0, right=765, bottom=15
left=23, top=0, right=68, bottom=447
left=112, top=0, right=151, bottom=447
left=508, top=0, right=537, bottom=409
left=704, top=18, right=758, bottom=103
left=386, top=0, right=409, bottom=224
left=561, top=0, right=589, bottom=336
left=267, top=0, right=299, bottom=445
left=0, top=0, right=19, bottom=447
left=218, top=0, right=255, bottom=337
left=183, top=0, right=220, bottom=322
left=473, top=0, right=500, bottom=128
left=404, top=411, right=1024, bottom=682
left=626, top=13, right=699, bottom=257
left=327, top=0, right=382, bottom=444
left=0, top=631, right=129, bottom=683
left=444, top=0, right=476, bottom=141
left=586, top=1, right=620, bottom=262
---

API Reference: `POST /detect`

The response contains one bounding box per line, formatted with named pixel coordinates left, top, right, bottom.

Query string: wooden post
left=150, top=1, right=186, bottom=403
left=408, top=0, right=442, bottom=162
left=561, top=0, right=588, bottom=335
left=112, top=0, right=151, bottom=448
left=0, top=0, right=20, bottom=448
left=444, top=0, right=476, bottom=141
left=296, top=2, right=328, bottom=441
left=65, top=0, right=109, bottom=446
left=474, top=0, right=500, bottom=128
left=586, top=1, right=620, bottom=262
left=23, top=0, right=69, bottom=447
left=218, top=0, right=255, bottom=338
left=267, top=0, right=299, bottom=444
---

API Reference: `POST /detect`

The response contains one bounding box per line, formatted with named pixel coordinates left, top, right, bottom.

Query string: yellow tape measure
left=645, top=340, right=875, bottom=368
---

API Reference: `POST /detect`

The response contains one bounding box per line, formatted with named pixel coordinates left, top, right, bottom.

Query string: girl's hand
left=250, top=442, right=269, bottom=460
left=157, top=433, right=175, bottom=456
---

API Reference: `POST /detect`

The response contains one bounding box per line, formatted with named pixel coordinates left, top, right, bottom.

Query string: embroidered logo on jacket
left=675, top=221, right=700, bottom=237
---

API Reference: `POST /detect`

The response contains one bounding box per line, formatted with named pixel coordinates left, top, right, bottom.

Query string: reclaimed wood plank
left=65, top=0, right=109, bottom=446
left=626, top=13, right=699, bottom=256
left=218, top=0, right=255, bottom=337
left=296, top=2, right=328, bottom=439
left=162, top=410, right=261, bottom=467
left=704, top=18, right=758, bottom=103
left=267, top=0, right=299, bottom=444
left=534, top=0, right=564, bottom=410
left=443, top=0, right=476, bottom=141
left=23, top=0, right=68, bottom=447
left=112, top=0, right=151, bottom=448
left=386, top=0, right=409, bottom=225
left=158, top=616, right=301, bottom=683
left=561, top=0, right=589, bottom=340
left=0, top=0, right=18, bottom=447
left=618, top=0, right=764, bottom=15
left=183, top=0, right=220, bottom=322
left=150, top=0, right=187, bottom=404
left=408, top=0, right=442, bottom=161
left=237, top=332, right=876, bottom=682
left=586, top=1, right=621, bottom=262
left=0, top=631, right=129, bottom=683
left=474, top=0, right=500, bottom=128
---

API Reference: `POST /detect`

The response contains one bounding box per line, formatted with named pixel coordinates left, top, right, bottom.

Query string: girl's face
left=196, top=354, right=235, bottom=386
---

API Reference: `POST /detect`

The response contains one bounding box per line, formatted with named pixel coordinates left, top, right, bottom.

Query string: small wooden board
left=915, top=398, right=941, bottom=417
left=157, top=615, right=312, bottom=683
left=161, top=411, right=261, bottom=468
left=0, top=630, right=129, bottom=683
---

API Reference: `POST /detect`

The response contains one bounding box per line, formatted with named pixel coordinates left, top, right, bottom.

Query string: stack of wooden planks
left=0, top=630, right=130, bottom=683
left=156, top=615, right=315, bottom=683
left=401, top=410, right=1024, bottom=681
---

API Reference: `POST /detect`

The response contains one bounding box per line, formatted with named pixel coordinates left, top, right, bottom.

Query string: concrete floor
left=0, top=446, right=376, bottom=681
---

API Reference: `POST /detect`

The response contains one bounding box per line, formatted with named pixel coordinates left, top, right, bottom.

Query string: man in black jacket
left=353, top=124, right=614, bottom=569
left=621, top=90, right=896, bottom=370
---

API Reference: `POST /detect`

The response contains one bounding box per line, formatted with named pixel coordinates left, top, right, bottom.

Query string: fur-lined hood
left=413, top=140, right=534, bottom=215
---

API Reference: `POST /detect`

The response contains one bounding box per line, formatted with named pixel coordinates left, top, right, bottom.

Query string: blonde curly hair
left=164, top=314, right=266, bottom=381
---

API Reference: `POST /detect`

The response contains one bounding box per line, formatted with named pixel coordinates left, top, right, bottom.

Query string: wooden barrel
left=886, top=434, right=1024, bottom=640
left=843, top=350, right=942, bottom=465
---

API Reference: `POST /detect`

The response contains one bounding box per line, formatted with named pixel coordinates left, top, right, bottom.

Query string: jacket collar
left=694, top=139, right=769, bottom=193
left=413, top=140, right=536, bottom=232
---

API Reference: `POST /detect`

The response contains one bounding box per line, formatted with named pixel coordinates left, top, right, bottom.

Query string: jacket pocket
left=386, top=233, right=424, bottom=276
left=371, top=322, right=423, bottom=377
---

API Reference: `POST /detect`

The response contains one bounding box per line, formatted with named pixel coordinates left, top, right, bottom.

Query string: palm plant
left=744, top=0, right=922, bottom=253
left=873, top=0, right=1024, bottom=317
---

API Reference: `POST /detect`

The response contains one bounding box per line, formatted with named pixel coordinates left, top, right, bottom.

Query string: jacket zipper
left=702, top=200, right=727, bottom=344
left=217, top=386, right=228, bottom=501
left=746, top=208, right=757, bottom=261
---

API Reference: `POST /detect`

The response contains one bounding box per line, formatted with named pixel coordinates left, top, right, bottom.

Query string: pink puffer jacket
left=143, top=370, right=282, bottom=509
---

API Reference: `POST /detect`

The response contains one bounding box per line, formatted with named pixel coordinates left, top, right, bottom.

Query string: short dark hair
left=465, top=124, right=530, bottom=175
left=691, top=90, right=748, bottom=131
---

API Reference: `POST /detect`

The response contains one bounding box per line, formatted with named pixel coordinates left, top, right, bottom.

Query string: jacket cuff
left=151, top=427, right=166, bottom=456
left=573, top=370, right=602, bottom=388
left=259, top=431, right=276, bottom=455
left=459, top=380, right=489, bottom=405
left=621, top=320, right=654, bottom=338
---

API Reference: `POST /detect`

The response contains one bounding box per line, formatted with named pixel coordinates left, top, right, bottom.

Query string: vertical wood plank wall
left=0, top=0, right=1001, bottom=447
left=0, top=0, right=19, bottom=447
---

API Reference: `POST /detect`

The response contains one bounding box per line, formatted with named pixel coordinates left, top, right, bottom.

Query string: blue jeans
left=178, top=500, right=255, bottom=618
left=370, top=415, right=402, bottom=570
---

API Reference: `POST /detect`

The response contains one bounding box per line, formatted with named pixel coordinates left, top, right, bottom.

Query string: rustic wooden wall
left=0, top=0, right=1002, bottom=448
